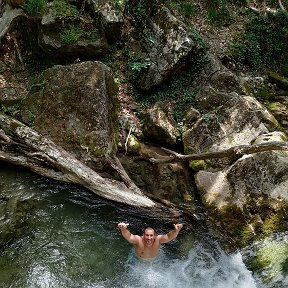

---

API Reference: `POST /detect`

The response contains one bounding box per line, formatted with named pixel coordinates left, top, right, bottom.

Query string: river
left=0, top=163, right=271, bottom=288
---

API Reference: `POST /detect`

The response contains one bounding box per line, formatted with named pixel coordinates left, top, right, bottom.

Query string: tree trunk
left=0, top=113, right=156, bottom=208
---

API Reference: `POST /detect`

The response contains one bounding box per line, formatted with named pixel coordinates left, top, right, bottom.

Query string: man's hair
left=143, top=226, right=157, bottom=235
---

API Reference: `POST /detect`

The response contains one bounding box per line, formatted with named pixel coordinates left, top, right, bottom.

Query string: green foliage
left=23, top=0, right=47, bottom=16
left=52, top=0, right=78, bottom=20
left=113, top=0, right=128, bottom=10
left=207, top=5, right=234, bottom=27
left=202, top=113, right=212, bottom=124
left=229, top=10, right=288, bottom=71
left=0, top=103, right=21, bottom=117
left=168, top=1, right=196, bottom=17
left=205, top=0, right=234, bottom=27
left=127, top=53, right=151, bottom=72
left=60, top=24, right=99, bottom=44
left=124, top=49, right=152, bottom=77
left=29, top=72, right=46, bottom=90
left=189, top=27, right=209, bottom=50
left=61, top=27, right=82, bottom=43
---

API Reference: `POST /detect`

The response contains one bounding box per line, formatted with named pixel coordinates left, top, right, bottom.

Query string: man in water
left=118, top=222, right=183, bottom=261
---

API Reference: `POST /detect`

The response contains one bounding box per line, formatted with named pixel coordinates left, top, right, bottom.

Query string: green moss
left=249, top=241, right=288, bottom=282
left=267, top=102, right=281, bottom=110
left=258, top=213, right=284, bottom=237
left=52, top=0, right=78, bottom=20
left=232, top=225, right=254, bottom=246
left=254, top=84, right=276, bottom=100
left=128, top=134, right=141, bottom=152
left=189, top=159, right=207, bottom=171
left=242, top=81, right=252, bottom=96
left=268, top=71, right=288, bottom=90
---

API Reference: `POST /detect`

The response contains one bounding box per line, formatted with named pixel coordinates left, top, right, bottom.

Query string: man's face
left=143, top=228, right=156, bottom=246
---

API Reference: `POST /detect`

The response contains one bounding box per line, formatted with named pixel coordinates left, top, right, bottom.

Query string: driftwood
left=150, top=142, right=288, bottom=163
left=0, top=113, right=156, bottom=208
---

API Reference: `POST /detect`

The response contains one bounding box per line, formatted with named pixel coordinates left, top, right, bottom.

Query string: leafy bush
left=23, top=0, right=47, bottom=16
left=229, top=10, right=288, bottom=71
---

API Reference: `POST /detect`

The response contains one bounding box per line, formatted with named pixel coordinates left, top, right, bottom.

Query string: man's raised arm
left=118, top=222, right=140, bottom=245
left=158, top=223, right=183, bottom=244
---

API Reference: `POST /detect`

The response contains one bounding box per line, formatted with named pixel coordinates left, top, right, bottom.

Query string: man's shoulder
left=133, top=235, right=143, bottom=246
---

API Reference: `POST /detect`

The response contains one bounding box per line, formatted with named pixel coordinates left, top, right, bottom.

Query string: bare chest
left=135, top=241, right=160, bottom=260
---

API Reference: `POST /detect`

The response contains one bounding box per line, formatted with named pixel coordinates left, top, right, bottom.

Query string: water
left=0, top=163, right=265, bottom=288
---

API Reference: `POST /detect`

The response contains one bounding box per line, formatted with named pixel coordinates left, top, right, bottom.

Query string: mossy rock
left=268, top=71, right=288, bottom=91
left=246, top=236, right=288, bottom=284
left=189, top=159, right=208, bottom=171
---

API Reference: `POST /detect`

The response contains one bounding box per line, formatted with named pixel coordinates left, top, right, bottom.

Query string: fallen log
left=0, top=113, right=156, bottom=208
left=150, top=142, right=288, bottom=163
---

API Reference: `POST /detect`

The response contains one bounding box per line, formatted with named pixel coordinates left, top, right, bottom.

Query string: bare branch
left=150, top=142, right=288, bottom=163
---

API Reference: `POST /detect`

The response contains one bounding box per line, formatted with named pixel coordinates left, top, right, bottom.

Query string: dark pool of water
left=0, top=164, right=263, bottom=288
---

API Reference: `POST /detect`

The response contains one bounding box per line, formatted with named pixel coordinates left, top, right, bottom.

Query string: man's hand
left=173, top=223, right=183, bottom=232
left=118, top=222, right=129, bottom=229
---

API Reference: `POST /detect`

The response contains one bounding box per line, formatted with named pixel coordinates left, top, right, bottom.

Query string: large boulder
left=21, top=61, right=119, bottom=158
left=141, top=102, right=180, bottom=145
left=132, top=4, right=206, bottom=90
left=195, top=132, right=288, bottom=247
left=193, top=55, right=244, bottom=111
left=183, top=96, right=279, bottom=156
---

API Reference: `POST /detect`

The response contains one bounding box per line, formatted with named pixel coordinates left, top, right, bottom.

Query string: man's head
left=143, top=227, right=156, bottom=246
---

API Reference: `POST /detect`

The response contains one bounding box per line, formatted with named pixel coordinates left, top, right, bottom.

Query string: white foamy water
left=114, top=245, right=257, bottom=288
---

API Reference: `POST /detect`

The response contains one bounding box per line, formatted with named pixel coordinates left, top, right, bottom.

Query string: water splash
left=112, top=244, right=257, bottom=288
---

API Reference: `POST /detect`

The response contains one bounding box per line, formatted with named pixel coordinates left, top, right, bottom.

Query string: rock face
left=134, top=4, right=206, bottom=90
left=22, top=61, right=119, bottom=158
left=87, top=0, right=124, bottom=43
left=120, top=143, right=195, bottom=204
left=0, top=5, right=24, bottom=39
left=142, top=102, right=180, bottom=145
left=183, top=96, right=279, bottom=155
left=195, top=132, right=288, bottom=247
left=193, top=55, right=243, bottom=111
left=38, top=2, right=109, bottom=59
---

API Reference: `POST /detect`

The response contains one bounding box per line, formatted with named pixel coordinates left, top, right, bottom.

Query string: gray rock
left=135, top=5, right=206, bottom=90
left=142, top=102, right=179, bottom=145
left=0, top=5, right=24, bottom=40
left=183, top=96, right=279, bottom=156
left=87, top=0, right=124, bottom=43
